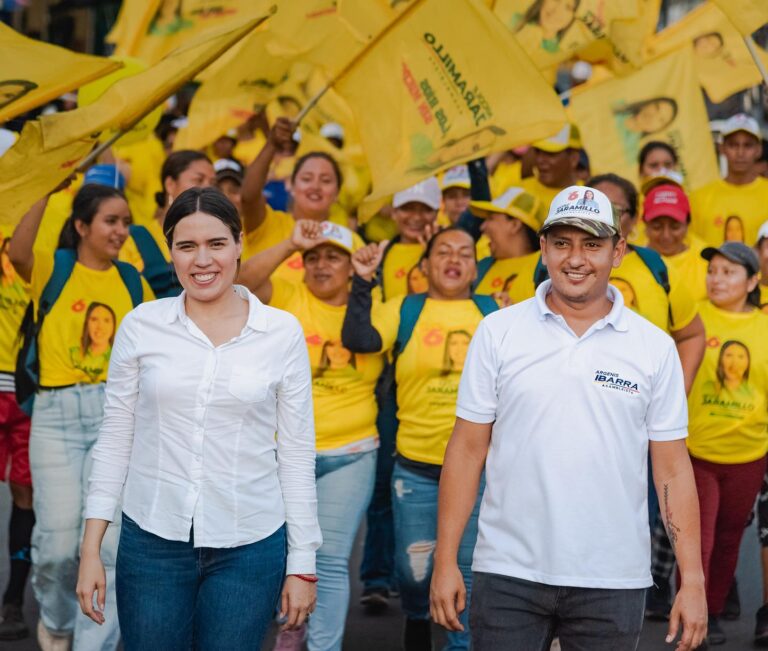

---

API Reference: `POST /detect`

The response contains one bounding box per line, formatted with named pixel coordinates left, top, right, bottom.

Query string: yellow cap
left=532, top=123, right=582, bottom=153
left=469, top=187, right=544, bottom=232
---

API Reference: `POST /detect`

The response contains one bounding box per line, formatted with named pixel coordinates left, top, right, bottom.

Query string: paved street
left=0, top=485, right=761, bottom=650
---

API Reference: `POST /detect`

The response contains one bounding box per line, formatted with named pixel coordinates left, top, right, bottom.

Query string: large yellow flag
left=40, top=14, right=270, bottom=152
left=0, top=122, right=95, bottom=228
left=568, top=48, right=718, bottom=191
left=492, top=0, right=638, bottom=70
left=0, top=24, right=121, bottom=123
left=645, top=2, right=768, bottom=103
left=711, top=0, right=768, bottom=37
left=335, top=0, right=566, bottom=200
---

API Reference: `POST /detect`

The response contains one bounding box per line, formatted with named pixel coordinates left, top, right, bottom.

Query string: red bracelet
left=292, top=574, right=318, bottom=583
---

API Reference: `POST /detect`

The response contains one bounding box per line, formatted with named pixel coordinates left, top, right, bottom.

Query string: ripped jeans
left=392, top=462, right=483, bottom=650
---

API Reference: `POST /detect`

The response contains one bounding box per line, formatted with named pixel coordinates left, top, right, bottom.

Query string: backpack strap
left=129, top=225, right=167, bottom=274
left=377, top=235, right=402, bottom=302
left=474, top=256, right=495, bottom=288
left=39, top=249, right=78, bottom=321
left=393, top=292, right=427, bottom=360
left=533, top=254, right=548, bottom=288
left=630, top=245, right=670, bottom=295
left=471, top=293, right=499, bottom=316
left=113, top=260, right=144, bottom=307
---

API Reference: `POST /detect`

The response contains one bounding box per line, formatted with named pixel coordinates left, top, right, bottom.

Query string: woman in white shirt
left=76, top=187, right=321, bottom=650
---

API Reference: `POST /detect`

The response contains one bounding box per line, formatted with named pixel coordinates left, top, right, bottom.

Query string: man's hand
left=666, top=580, right=707, bottom=650
left=352, top=241, right=388, bottom=281
left=429, top=560, right=466, bottom=632
left=290, top=219, right=325, bottom=252
left=269, top=116, right=296, bottom=153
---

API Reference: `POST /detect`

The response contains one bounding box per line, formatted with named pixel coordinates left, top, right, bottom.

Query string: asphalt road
left=0, top=486, right=762, bottom=650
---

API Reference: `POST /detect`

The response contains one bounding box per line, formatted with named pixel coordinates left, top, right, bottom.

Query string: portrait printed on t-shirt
left=611, top=277, right=638, bottom=310
left=68, top=301, right=117, bottom=382
left=723, top=215, right=745, bottom=243
left=314, top=339, right=360, bottom=381
left=441, top=330, right=471, bottom=377
left=701, top=340, right=756, bottom=414
left=407, top=264, right=429, bottom=295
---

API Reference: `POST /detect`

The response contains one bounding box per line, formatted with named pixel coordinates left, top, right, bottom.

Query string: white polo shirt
left=457, top=279, right=688, bottom=589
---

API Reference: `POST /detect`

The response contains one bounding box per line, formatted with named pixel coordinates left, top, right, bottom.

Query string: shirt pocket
left=228, top=366, right=269, bottom=403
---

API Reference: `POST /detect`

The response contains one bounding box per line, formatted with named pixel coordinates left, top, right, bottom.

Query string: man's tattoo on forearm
left=663, top=483, right=681, bottom=551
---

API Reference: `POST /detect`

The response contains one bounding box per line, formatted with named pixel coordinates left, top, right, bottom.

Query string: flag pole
left=744, top=35, right=768, bottom=87
left=294, top=0, right=426, bottom=125
left=76, top=130, right=126, bottom=173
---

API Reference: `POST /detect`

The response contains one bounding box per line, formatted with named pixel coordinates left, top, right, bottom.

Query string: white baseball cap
left=721, top=113, right=762, bottom=141
left=757, top=220, right=768, bottom=244
left=305, top=221, right=356, bottom=256
left=392, top=177, right=441, bottom=210
left=320, top=122, right=345, bottom=141
left=440, top=165, right=470, bottom=191
left=540, top=185, right=620, bottom=238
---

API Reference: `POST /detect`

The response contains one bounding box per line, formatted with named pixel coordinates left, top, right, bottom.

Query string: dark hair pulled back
left=291, top=151, right=343, bottom=189
left=155, top=150, right=212, bottom=208
left=163, top=187, right=242, bottom=247
left=57, top=184, right=126, bottom=250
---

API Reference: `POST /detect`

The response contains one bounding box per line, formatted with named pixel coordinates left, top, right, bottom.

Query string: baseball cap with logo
left=640, top=168, right=684, bottom=194
left=642, top=184, right=690, bottom=224
left=720, top=113, right=762, bottom=141
left=469, top=187, right=543, bottom=231
left=539, top=185, right=620, bottom=238
left=701, top=241, right=760, bottom=275
left=84, top=164, right=126, bottom=191
left=532, top=123, right=583, bottom=153
left=439, top=165, right=470, bottom=191
left=392, top=177, right=441, bottom=210
left=757, top=220, right=768, bottom=245
left=214, top=158, right=244, bottom=185
left=304, top=221, right=356, bottom=257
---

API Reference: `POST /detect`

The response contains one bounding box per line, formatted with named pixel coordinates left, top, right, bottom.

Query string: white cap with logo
left=539, top=185, right=620, bottom=239
left=721, top=113, right=762, bottom=141
left=306, top=221, right=356, bottom=256
left=392, top=177, right=442, bottom=210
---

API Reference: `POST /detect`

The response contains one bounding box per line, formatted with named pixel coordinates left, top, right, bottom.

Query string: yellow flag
left=711, top=0, right=768, bottom=37
left=0, top=122, right=95, bottom=228
left=335, top=0, right=566, bottom=200
left=568, top=48, right=718, bottom=191
left=0, top=24, right=121, bottom=123
left=492, top=0, right=638, bottom=70
left=646, top=2, right=768, bottom=104
left=39, top=14, right=270, bottom=152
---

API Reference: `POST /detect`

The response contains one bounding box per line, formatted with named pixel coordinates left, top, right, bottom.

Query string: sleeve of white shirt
left=646, top=338, right=688, bottom=441
left=85, top=310, right=140, bottom=521
left=455, top=319, right=498, bottom=424
left=276, top=320, right=322, bottom=575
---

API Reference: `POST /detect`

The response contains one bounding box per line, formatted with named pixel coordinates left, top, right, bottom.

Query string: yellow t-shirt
left=114, top=136, right=165, bottom=227
left=118, top=219, right=171, bottom=272
left=662, top=236, right=708, bottom=303
left=0, top=242, right=30, bottom=375
left=687, top=301, right=768, bottom=464
left=506, top=249, right=698, bottom=333
left=32, top=253, right=153, bottom=387
left=490, top=160, right=522, bottom=197
left=475, top=252, right=540, bottom=300
left=233, top=132, right=268, bottom=166
left=760, top=284, right=768, bottom=314
left=33, top=182, right=82, bottom=256
left=374, top=297, right=486, bottom=466
left=521, top=177, right=578, bottom=214
left=381, top=241, right=426, bottom=300
left=690, top=177, right=768, bottom=246
left=270, top=279, right=384, bottom=452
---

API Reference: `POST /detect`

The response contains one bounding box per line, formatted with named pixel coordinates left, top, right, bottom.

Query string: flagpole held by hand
left=744, top=35, right=768, bottom=88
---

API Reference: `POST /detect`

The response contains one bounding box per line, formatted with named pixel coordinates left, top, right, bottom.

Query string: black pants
left=470, top=572, right=646, bottom=651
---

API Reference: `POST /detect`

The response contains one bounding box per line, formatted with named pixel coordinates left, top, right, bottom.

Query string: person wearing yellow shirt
left=686, top=242, right=768, bottom=646
left=642, top=184, right=708, bottom=302
left=240, top=117, right=363, bottom=284
left=690, top=113, right=768, bottom=246
left=0, top=233, right=34, bottom=641
left=113, top=134, right=165, bottom=227
left=437, top=166, right=471, bottom=227
left=9, top=184, right=153, bottom=651
left=341, top=228, right=496, bottom=651
left=239, top=220, right=382, bottom=651
left=757, top=221, right=768, bottom=313
left=632, top=141, right=682, bottom=246
left=521, top=122, right=582, bottom=211
left=469, top=187, right=543, bottom=306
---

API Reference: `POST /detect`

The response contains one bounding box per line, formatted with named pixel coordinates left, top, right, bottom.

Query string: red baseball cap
left=642, top=184, right=690, bottom=223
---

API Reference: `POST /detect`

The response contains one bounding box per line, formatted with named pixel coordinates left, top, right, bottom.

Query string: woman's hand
left=279, top=575, right=317, bottom=631
left=76, top=548, right=106, bottom=625
left=290, top=219, right=326, bottom=252
left=351, top=241, right=389, bottom=282
left=269, top=117, right=296, bottom=153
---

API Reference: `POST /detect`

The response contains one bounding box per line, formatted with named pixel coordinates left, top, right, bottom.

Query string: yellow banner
left=493, top=0, right=638, bottom=70
left=0, top=122, right=94, bottom=228
left=645, top=2, right=768, bottom=104
left=335, top=0, right=566, bottom=200
left=0, top=23, right=121, bottom=123
left=40, top=14, right=270, bottom=152
left=711, top=0, right=768, bottom=37
left=568, top=48, right=719, bottom=191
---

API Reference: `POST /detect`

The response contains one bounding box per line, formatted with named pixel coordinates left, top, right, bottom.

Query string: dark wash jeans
left=116, top=514, right=286, bottom=651
left=470, top=572, right=646, bottom=651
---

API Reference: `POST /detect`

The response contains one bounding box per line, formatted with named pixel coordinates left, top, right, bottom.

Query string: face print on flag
left=0, top=79, right=38, bottom=111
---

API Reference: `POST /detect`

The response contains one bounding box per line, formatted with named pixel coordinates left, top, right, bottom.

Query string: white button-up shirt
left=457, top=280, right=688, bottom=589
left=86, top=286, right=321, bottom=574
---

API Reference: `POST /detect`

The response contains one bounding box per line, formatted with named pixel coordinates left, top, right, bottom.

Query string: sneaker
left=722, top=579, right=740, bottom=620
left=706, top=616, right=726, bottom=646
left=755, top=604, right=768, bottom=647
left=645, top=581, right=672, bottom=621
left=0, top=603, right=28, bottom=640
left=36, top=619, right=72, bottom=651
left=403, top=618, right=432, bottom=651
left=272, top=623, right=307, bottom=651
left=360, top=586, right=389, bottom=614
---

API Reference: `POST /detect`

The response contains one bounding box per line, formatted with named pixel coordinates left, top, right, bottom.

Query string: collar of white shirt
left=160, top=284, right=268, bottom=332
left=534, top=279, right=629, bottom=333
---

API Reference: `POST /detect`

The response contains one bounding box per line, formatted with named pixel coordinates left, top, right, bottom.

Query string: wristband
left=292, top=574, right=318, bottom=584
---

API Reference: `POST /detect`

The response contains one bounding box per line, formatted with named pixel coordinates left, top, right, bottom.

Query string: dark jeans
left=470, top=572, right=646, bottom=651
left=116, top=514, right=286, bottom=651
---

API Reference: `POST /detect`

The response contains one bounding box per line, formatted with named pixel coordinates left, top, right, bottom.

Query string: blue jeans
left=116, top=514, right=286, bottom=651
left=309, top=449, right=376, bottom=651
left=392, top=462, right=483, bottom=650
left=470, top=573, right=646, bottom=651
left=29, top=383, right=121, bottom=650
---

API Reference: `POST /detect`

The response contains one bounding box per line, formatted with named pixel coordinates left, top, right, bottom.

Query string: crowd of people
left=0, top=75, right=768, bottom=651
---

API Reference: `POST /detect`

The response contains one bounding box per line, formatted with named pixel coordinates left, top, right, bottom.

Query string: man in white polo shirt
left=430, top=186, right=707, bottom=650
